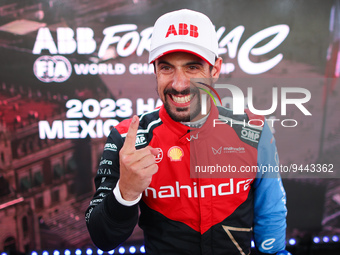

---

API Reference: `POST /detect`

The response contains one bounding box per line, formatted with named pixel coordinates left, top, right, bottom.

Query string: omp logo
left=166, top=23, right=199, bottom=38
left=135, top=134, right=147, bottom=146
left=154, top=148, right=163, bottom=163
left=241, top=127, right=260, bottom=143
left=212, top=146, right=222, bottom=155
left=261, top=238, right=276, bottom=251
left=33, top=55, right=72, bottom=83
left=104, top=143, right=117, bottom=151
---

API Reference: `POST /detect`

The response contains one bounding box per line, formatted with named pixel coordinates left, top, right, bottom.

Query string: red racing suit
left=85, top=104, right=287, bottom=254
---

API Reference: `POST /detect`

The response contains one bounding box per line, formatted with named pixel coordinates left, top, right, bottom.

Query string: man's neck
left=181, top=112, right=210, bottom=128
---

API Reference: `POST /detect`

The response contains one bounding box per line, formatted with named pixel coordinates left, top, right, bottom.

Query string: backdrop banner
left=0, top=0, right=339, bottom=253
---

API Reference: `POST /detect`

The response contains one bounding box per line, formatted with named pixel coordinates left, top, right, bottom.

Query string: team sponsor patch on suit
left=104, top=143, right=117, bottom=151
left=241, top=127, right=260, bottom=143
left=212, top=146, right=222, bottom=155
left=167, top=146, right=184, bottom=161
left=154, top=148, right=163, bottom=163
left=135, top=134, right=147, bottom=146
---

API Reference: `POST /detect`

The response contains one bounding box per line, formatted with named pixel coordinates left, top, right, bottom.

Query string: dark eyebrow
left=156, top=60, right=172, bottom=66
left=156, top=60, right=204, bottom=67
left=185, top=61, right=204, bottom=66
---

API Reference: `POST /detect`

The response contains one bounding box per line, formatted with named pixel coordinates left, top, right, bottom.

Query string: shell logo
left=167, top=146, right=184, bottom=161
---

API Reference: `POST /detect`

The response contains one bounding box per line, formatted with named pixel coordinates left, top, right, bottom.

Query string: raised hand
left=118, top=115, right=159, bottom=201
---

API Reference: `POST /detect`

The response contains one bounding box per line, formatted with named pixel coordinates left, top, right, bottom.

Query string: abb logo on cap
left=165, top=23, right=199, bottom=38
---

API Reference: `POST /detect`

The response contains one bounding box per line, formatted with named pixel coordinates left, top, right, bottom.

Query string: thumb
left=122, top=115, right=139, bottom=153
left=149, top=147, right=160, bottom=157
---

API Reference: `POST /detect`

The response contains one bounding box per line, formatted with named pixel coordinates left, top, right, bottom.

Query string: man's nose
left=171, top=70, right=190, bottom=92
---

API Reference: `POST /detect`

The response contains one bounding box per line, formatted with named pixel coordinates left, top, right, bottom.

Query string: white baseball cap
left=149, top=9, right=219, bottom=66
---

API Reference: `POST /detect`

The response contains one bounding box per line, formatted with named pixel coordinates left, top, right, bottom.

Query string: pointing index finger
left=123, top=115, right=139, bottom=153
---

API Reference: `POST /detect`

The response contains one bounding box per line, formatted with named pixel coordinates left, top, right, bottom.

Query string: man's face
left=155, top=52, right=221, bottom=122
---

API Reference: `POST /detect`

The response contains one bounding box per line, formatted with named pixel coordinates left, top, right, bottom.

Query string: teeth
left=172, top=94, right=193, bottom=104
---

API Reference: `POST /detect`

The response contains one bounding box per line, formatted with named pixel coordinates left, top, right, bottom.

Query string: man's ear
left=211, top=57, right=223, bottom=79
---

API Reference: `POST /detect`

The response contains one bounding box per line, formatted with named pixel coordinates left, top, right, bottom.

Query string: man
left=86, top=9, right=290, bottom=255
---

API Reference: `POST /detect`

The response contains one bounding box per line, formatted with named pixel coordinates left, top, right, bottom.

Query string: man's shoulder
left=215, top=106, right=266, bottom=148
left=138, top=107, right=162, bottom=128
left=115, top=107, right=161, bottom=135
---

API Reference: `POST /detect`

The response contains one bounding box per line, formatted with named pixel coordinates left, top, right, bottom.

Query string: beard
left=163, top=86, right=202, bottom=122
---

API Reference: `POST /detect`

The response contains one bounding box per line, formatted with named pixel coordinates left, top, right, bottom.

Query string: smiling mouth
left=170, top=94, right=193, bottom=104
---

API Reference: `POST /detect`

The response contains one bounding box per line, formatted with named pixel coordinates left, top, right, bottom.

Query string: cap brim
left=149, top=42, right=216, bottom=66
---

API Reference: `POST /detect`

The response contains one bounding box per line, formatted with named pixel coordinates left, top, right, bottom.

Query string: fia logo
left=33, top=55, right=72, bottom=83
